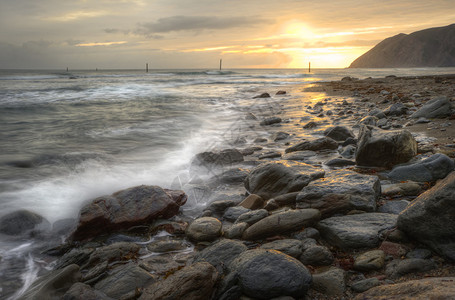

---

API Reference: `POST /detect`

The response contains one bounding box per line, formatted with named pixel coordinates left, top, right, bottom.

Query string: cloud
left=75, top=41, right=127, bottom=47
left=134, top=15, right=269, bottom=35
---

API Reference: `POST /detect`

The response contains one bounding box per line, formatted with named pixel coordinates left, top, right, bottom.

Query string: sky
left=0, top=0, right=454, bottom=69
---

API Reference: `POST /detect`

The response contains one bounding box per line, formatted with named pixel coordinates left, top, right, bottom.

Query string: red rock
left=71, top=185, right=187, bottom=241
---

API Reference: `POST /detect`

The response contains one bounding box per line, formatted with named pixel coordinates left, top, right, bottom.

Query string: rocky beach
left=1, top=73, right=455, bottom=300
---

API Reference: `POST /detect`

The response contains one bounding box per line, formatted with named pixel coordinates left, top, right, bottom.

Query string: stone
left=339, top=144, right=356, bottom=159
left=140, top=262, right=218, bottom=300
left=272, top=192, right=300, bottom=207
left=146, top=239, right=190, bottom=253
left=378, top=200, right=410, bottom=214
left=388, top=153, right=455, bottom=182
left=193, top=239, right=248, bottom=272
left=87, top=242, right=140, bottom=267
left=276, top=90, right=287, bottom=95
left=224, top=222, right=249, bottom=239
left=71, top=185, right=187, bottom=241
left=192, top=149, right=244, bottom=168
left=18, top=264, right=81, bottom=300
left=312, top=267, right=346, bottom=296
left=238, top=194, right=264, bottom=210
left=318, top=213, right=398, bottom=249
left=227, top=249, right=312, bottom=299
left=381, top=182, right=421, bottom=196
left=260, top=117, right=282, bottom=126
left=285, top=137, right=338, bottom=153
left=369, top=108, right=386, bottom=119
left=383, top=103, right=408, bottom=116
left=385, top=258, right=436, bottom=279
left=242, top=209, right=320, bottom=240
left=206, top=200, right=237, bottom=215
left=354, top=277, right=455, bottom=300
left=52, top=218, right=77, bottom=235
left=258, top=151, right=282, bottom=159
left=406, top=248, right=432, bottom=259
left=379, top=241, right=409, bottom=258
left=260, top=239, right=304, bottom=258
left=350, top=278, right=380, bottom=293
left=411, top=96, right=452, bottom=119
left=296, top=169, right=380, bottom=217
left=293, top=227, right=320, bottom=240
left=299, top=245, right=334, bottom=266
left=354, top=250, right=385, bottom=271
left=55, top=248, right=94, bottom=270
left=323, top=126, right=355, bottom=141
left=303, top=121, right=318, bottom=129
left=245, top=112, right=258, bottom=120
left=397, top=172, right=455, bottom=260
left=253, top=92, right=271, bottom=99
left=186, top=217, right=222, bottom=242
left=235, top=209, right=268, bottom=225
left=283, top=150, right=317, bottom=161
left=273, top=131, right=290, bottom=141
left=324, top=158, right=356, bottom=167
left=244, top=160, right=324, bottom=200
left=62, top=282, right=112, bottom=300
left=0, top=210, right=50, bottom=236
left=358, top=116, right=378, bottom=126
left=212, top=168, right=250, bottom=185
left=355, top=126, right=417, bottom=168
left=139, top=256, right=186, bottom=278
left=223, top=206, right=251, bottom=222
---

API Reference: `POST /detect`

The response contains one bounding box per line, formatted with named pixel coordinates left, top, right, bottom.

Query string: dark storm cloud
left=134, top=15, right=269, bottom=35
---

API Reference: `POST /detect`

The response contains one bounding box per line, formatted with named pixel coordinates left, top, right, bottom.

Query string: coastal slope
left=349, top=23, right=455, bottom=68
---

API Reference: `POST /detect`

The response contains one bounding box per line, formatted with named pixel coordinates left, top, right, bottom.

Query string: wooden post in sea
left=146, top=63, right=149, bottom=73
left=220, top=59, right=222, bottom=71
left=308, top=62, right=311, bottom=73
left=66, top=67, right=68, bottom=72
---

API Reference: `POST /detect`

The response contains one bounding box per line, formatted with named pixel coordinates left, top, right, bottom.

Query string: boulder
left=71, top=185, right=187, bottom=241
left=192, top=149, right=244, bottom=168
left=0, top=210, right=50, bottom=236
left=323, top=126, right=355, bottom=141
left=186, top=217, right=222, bottom=242
left=18, top=264, right=81, bottom=300
left=206, top=200, right=237, bottom=215
left=244, top=160, right=325, bottom=200
left=260, top=239, right=304, bottom=258
left=296, top=169, right=380, bottom=217
left=285, top=137, right=338, bottom=153
left=193, top=239, right=247, bottom=272
left=87, top=242, right=140, bottom=267
left=223, top=206, right=250, bottom=222
left=260, top=117, right=282, bottom=126
left=388, top=153, right=455, bottom=182
left=226, top=249, right=312, bottom=299
left=378, top=200, right=410, bottom=214
left=354, top=277, right=455, bottom=300
left=242, top=209, right=320, bottom=240
left=318, top=213, right=398, bottom=249
left=411, top=96, right=452, bottom=119
left=355, top=126, right=417, bottom=168
left=311, top=267, right=346, bottom=296
left=211, top=168, right=249, bottom=185
left=139, top=262, right=218, bottom=300
left=235, top=209, right=268, bottom=225
left=299, top=245, right=334, bottom=266
left=224, top=222, right=249, bottom=239
left=94, top=263, right=155, bottom=300
left=354, top=250, right=385, bottom=271
left=385, top=258, right=436, bottom=279
left=62, top=282, right=112, bottom=300
left=397, top=171, right=455, bottom=260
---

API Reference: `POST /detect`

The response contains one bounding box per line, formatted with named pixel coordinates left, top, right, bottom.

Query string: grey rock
left=146, top=239, right=190, bottom=253
left=193, top=239, right=248, bottom=272
left=293, top=227, right=320, bottom=240
left=299, top=245, right=334, bottom=266
left=260, top=239, right=304, bottom=258
left=369, top=108, right=386, bottom=119
left=235, top=209, right=268, bottom=225
left=318, top=213, right=398, bottom=249
left=56, top=248, right=94, bottom=270
left=224, top=206, right=251, bottom=222
left=358, top=116, right=378, bottom=126
left=383, top=103, right=408, bottom=116
left=385, top=258, right=436, bottom=279
left=62, top=282, right=113, bottom=300
left=324, top=158, right=356, bottom=167
left=283, top=150, right=317, bottom=161
left=378, top=200, right=410, bottom=214
left=397, top=171, right=455, bottom=260
left=339, top=144, right=356, bottom=159
left=186, top=217, right=223, bottom=242
left=87, top=242, right=140, bottom=267
left=242, top=209, right=320, bottom=240
left=354, top=250, right=385, bottom=271
left=224, top=222, right=249, bottom=239
left=411, top=96, right=452, bottom=119
left=244, top=160, right=325, bottom=200
left=273, top=131, right=290, bottom=141
left=260, top=117, right=282, bottom=126
left=227, top=249, right=312, bottom=299
left=212, top=168, right=250, bottom=185
left=324, top=126, right=355, bottom=141
left=350, top=278, right=380, bottom=293
left=258, top=151, right=282, bottom=159
left=254, top=92, right=271, bottom=99
left=388, top=153, right=455, bottom=182
left=381, top=181, right=422, bottom=196
left=312, top=267, right=346, bottom=296
left=406, top=248, right=433, bottom=259
left=285, top=137, right=338, bottom=153
left=0, top=210, right=50, bottom=236
left=355, top=126, right=417, bottom=167
left=207, top=200, right=237, bottom=215
left=192, top=149, right=244, bottom=168
left=297, top=169, right=380, bottom=217
left=272, top=192, right=300, bottom=207
left=139, top=262, right=218, bottom=300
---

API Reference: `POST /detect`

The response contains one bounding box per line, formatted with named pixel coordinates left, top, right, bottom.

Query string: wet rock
left=323, top=126, right=355, bottom=141
left=86, top=242, right=140, bottom=268
left=379, top=241, right=409, bottom=258
left=378, top=200, right=410, bottom=214
left=206, top=200, right=237, bottom=215
left=0, top=210, right=50, bottom=236
left=369, top=108, right=386, bottom=119
left=147, top=239, right=190, bottom=253
left=311, top=267, right=346, bottom=296
left=406, top=248, right=432, bottom=259
left=358, top=116, right=378, bottom=126
left=193, top=239, right=248, bottom=272
left=285, top=137, right=338, bottom=153
left=354, top=277, right=455, bottom=300
left=303, top=121, right=318, bottom=129
left=254, top=137, right=268, bottom=143
left=283, top=150, right=317, bottom=161
left=224, top=222, right=249, bottom=239
left=238, top=194, right=264, bottom=210
left=339, top=144, right=356, bottom=159
left=139, top=262, right=218, bottom=300
left=186, top=217, right=222, bottom=242
left=245, top=112, right=258, bottom=120
left=212, top=168, right=250, bottom=185
left=350, top=278, right=380, bottom=293
left=354, top=250, right=385, bottom=271
left=94, top=263, right=155, bottom=299
left=260, top=117, right=282, bottom=126
left=71, top=185, right=187, bottom=241
left=388, top=153, right=455, bottom=182
left=226, top=249, right=312, bottom=299
left=296, top=169, right=380, bottom=217
left=318, top=213, right=398, bottom=249
left=293, top=227, right=320, bottom=240
left=355, top=126, right=417, bottom=168
left=258, top=151, right=282, bottom=159
left=260, top=239, right=303, bottom=258
left=139, top=256, right=186, bottom=278
left=397, top=171, right=455, bottom=260
left=52, top=218, right=77, bottom=235
left=235, top=209, right=268, bottom=225
left=244, top=160, right=324, bottom=200
left=383, top=103, right=408, bottom=116
left=192, top=149, right=244, bottom=167
left=55, top=248, right=94, bottom=270
left=385, top=258, right=436, bottom=279
left=253, top=92, right=271, bottom=98
left=272, top=192, right=300, bottom=207
left=299, top=245, right=334, bottom=266
left=381, top=181, right=421, bottom=196
left=411, top=96, right=452, bottom=119
left=276, top=90, right=287, bottom=95
left=324, top=158, right=356, bottom=167
left=223, top=206, right=251, bottom=222
left=18, top=264, right=81, bottom=300
left=273, top=131, right=290, bottom=141
left=242, top=209, right=320, bottom=240
left=62, top=282, right=112, bottom=300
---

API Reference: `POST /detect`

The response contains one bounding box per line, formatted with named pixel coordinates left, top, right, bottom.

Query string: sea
left=1, top=67, right=455, bottom=299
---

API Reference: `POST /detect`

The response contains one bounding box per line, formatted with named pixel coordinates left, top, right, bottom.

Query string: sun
left=283, top=21, right=316, bottom=40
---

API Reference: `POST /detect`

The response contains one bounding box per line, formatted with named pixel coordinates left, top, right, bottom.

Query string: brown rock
left=239, top=194, right=264, bottom=210
left=379, top=241, right=409, bottom=258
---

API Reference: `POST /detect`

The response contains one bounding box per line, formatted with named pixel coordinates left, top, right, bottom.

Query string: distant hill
left=349, top=24, right=455, bottom=68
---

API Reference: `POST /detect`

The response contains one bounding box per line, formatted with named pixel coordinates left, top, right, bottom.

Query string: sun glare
left=283, top=21, right=316, bottom=40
